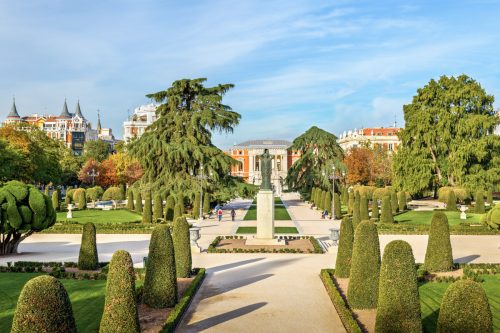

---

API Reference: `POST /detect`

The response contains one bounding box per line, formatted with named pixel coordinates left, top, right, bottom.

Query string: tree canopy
left=128, top=78, right=241, bottom=195
left=83, top=139, right=111, bottom=162
left=393, top=75, right=500, bottom=195
left=286, top=126, right=344, bottom=195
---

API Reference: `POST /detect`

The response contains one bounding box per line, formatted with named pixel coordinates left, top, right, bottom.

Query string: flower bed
left=207, top=235, right=323, bottom=254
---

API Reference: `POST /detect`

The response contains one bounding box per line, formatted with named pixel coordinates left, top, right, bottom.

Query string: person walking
left=217, top=208, right=223, bottom=222
left=230, top=208, right=236, bottom=221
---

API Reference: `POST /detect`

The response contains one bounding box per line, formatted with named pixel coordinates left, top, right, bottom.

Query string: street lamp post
left=88, top=168, right=99, bottom=186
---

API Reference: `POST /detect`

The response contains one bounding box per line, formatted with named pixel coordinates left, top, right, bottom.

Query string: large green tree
left=393, top=75, right=500, bottom=195
left=129, top=79, right=240, bottom=195
left=286, top=126, right=344, bottom=196
left=83, top=139, right=111, bottom=162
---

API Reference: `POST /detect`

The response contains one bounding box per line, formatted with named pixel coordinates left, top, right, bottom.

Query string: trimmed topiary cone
left=142, top=190, right=152, bottom=223
left=390, top=190, right=398, bottom=214
left=380, top=195, right=393, bottom=223
left=76, top=189, right=86, bottom=210
left=334, top=216, right=354, bottom=278
left=100, top=250, right=140, bottom=333
left=347, top=191, right=354, bottom=215
left=446, top=190, right=457, bottom=211
left=127, top=189, right=134, bottom=211
left=135, top=191, right=143, bottom=213
left=424, top=212, right=453, bottom=272
left=436, top=279, right=493, bottom=333
left=143, top=225, right=178, bottom=308
left=153, top=192, right=163, bottom=221
left=203, top=193, right=211, bottom=214
left=52, top=190, right=60, bottom=212
left=165, top=195, right=175, bottom=221
left=475, top=190, right=485, bottom=213
left=398, top=191, right=407, bottom=212
left=371, top=198, right=379, bottom=220
left=375, top=240, right=422, bottom=333
left=360, top=194, right=369, bottom=220
left=193, top=192, right=201, bottom=219
left=324, top=191, right=332, bottom=215
left=78, top=222, right=98, bottom=270
left=334, top=193, right=342, bottom=219
left=173, top=217, right=192, bottom=278
left=11, top=275, right=76, bottom=333
left=347, top=220, right=381, bottom=309
left=486, top=189, right=493, bottom=206
left=173, top=202, right=183, bottom=222
left=352, top=191, right=361, bottom=228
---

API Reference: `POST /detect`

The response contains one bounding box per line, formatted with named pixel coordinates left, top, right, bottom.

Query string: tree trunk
left=429, top=146, right=442, bottom=182
left=0, top=231, right=34, bottom=255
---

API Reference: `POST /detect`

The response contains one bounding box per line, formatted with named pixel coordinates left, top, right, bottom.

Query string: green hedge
left=446, top=190, right=457, bottom=211
left=142, top=190, right=152, bottom=224
left=390, top=190, right=398, bottom=214
left=11, top=275, right=76, bottom=333
left=380, top=196, right=393, bottom=223
left=161, top=268, right=206, bottom=333
left=334, top=193, right=342, bottom=219
left=135, top=191, right=143, bottom=213
left=334, top=217, right=354, bottom=278
left=320, top=269, right=362, bottom=333
left=436, top=279, right=493, bottom=333
left=173, top=217, right=192, bottom=278
left=153, top=192, right=163, bottom=221
left=102, top=186, right=123, bottom=201
left=371, top=198, right=379, bottom=219
left=375, top=240, right=422, bottom=333
left=424, top=212, right=454, bottom=272
left=360, top=194, right=369, bottom=221
left=348, top=191, right=354, bottom=215
left=352, top=191, right=361, bottom=228
left=347, top=220, right=380, bottom=309
left=193, top=192, right=201, bottom=219
left=165, top=195, right=175, bottom=221
left=475, top=190, right=485, bottom=213
left=398, top=191, right=407, bottom=212
left=78, top=222, right=99, bottom=270
left=127, top=190, right=134, bottom=210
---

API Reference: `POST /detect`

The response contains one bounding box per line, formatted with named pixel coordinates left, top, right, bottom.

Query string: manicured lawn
left=236, top=226, right=299, bottom=234
left=56, top=209, right=142, bottom=224
left=0, top=273, right=108, bottom=332
left=394, top=210, right=484, bottom=225
left=419, top=275, right=500, bottom=332
left=251, top=197, right=284, bottom=205
left=243, top=204, right=292, bottom=220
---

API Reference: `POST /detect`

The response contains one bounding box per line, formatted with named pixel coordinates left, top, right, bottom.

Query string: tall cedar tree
left=393, top=75, right=500, bottom=195
left=128, top=79, right=240, bottom=194
left=285, top=126, right=344, bottom=195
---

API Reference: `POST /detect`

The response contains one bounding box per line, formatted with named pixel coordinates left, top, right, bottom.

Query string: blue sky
left=1, top=0, right=499, bottom=148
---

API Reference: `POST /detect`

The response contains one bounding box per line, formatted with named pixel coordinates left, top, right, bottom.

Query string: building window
left=277, top=159, right=281, bottom=171
left=389, top=143, right=393, bottom=151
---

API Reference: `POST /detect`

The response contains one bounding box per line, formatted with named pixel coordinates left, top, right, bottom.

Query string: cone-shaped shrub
left=348, top=191, right=354, bottom=215
left=310, top=187, right=315, bottom=202
left=142, top=190, right=152, bottom=223
left=153, top=192, right=163, bottom=221
left=52, top=191, right=60, bottom=212
left=475, top=190, right=485, bottom=213
left=424, top=212, right=453, bottom=272
left=100, top=250, right=139, bottom=333
left=319, top=190, right=326, bottom=210
left=143, top=225, right=177, bottom=308
left=11, top=275, right=76, bottom=333
left=486, top=189, right=493, bottom=206
left=334, top=193, right=342, bottom=219
left=193, top=192, right=201, bottom=219
left=78, top=222, right=98, bottom=270
left=173, top=202, right=183, bottom=221
left=334, top=217, right=354, bottom=278
left=380, top=196, right=393, bottom=223
left=135, top=191, right=143, bottom=213
left=446, top=190, right=457, bottom=211
left=203, top=193, right=211, bottom=214
left=119, top=184, right=126, bottom=200
left=324, top=191, right=332, bottom=215
left=127, top=189, right=134, bottom=211
left=74, top=188, right=86, bottom=210
left=341, top=187, right=348, bottom=206
left=45, top=186, right=49, bottom=196
left=165, top=195, right=175, bottom=221
left=398, top=191, right=407, bottom=212
left=352, top=191, right=361, bottom=228
left=375, top=240, right=422, bottom=333
left=390, top=190, right=398, bottom=213
left=360, top=194, right=369, bottom=220
left=173, top=217, right=192, bottom=278
left=436, top=279, right=493, bottom=333
left=348, top=220, right=380, bottom=309
left=371, top=198, right=379, bottom=219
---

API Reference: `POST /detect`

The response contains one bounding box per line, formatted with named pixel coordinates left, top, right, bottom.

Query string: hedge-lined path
left=178, top=253, right=347, bottom=333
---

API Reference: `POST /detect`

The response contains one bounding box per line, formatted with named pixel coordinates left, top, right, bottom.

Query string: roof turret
left=7, top=97, right=20, bottom=118
left=74, top=100, right=83, bottom=118
left=59, top=99, right=71, bottom=118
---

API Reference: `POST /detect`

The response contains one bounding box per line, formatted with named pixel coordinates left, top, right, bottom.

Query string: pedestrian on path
left=230, top=208, right=236, bottom=221
left=217, top=208, right=223, bottom=222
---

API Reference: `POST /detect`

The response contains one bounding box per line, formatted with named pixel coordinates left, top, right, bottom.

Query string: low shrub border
left=161, top=268, right=206, bottom=333
left=320, top=269, right=362, bottom=333
left=207, top=236, right=324, bottom=254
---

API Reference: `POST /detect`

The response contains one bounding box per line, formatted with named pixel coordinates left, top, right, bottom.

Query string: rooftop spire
left=7, top=97, right=20, bottom=118
left=74, top=99, right=83, bottom=118
left=59, top=98, right=71, bottom=118
left=96, top=109, right=102, bottom=133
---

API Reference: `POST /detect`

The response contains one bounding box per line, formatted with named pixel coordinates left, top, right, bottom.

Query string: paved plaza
left=1, top=193, right=499, bottom=332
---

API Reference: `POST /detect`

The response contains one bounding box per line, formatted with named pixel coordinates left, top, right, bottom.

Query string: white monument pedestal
left=245, top=190, right=285, bottom=246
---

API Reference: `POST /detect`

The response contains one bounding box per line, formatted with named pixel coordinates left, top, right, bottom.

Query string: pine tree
left=142, top=190, right=152, bottom=223
left=153, top=192, right=163, bottom=221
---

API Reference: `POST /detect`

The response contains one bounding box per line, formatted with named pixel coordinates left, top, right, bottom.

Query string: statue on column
left=260, top=149, right=272, bottom=190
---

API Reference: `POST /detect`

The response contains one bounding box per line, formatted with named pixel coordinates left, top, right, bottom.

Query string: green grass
left=395, top=210, right=484, bottom=225
left=419, top=275, right=500, bottom=333
left=251, top=197, right=284, bottom=205
left=0, top=273, right=108, bottom=332
left=244, top=198, right=291, bottom=220
left=56, top=209, right=142, bottom=224
left=236, top=226, right=299, bottom=234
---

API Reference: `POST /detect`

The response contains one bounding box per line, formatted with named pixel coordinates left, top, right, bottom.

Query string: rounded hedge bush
left=484, top=204, right=500, bottom=229
left=375, top=240, right=421, bottom=333
left=436, top=279, right=493, bottom=333
left=474, top=190, right=485, bottom=214
left=52, top=190, right=60, bottom=212
left=424, top=212, right=453, bottom=272
left=165, top=195, right=175, bottom=221
left=446, top=190, right=457, bottom=211
left=397, top=191, right=407, bottom=212
left=333, top=193, right=342, bottom=219
left=65, top=188, right=75, bottom=204
left=380, top=195, right=393, bottom=223
left=86, top=186, right=104, bottom=202
left=348, top=191, right=354, bottom=215
left=11, top=275, right=76, bottom=333
left=193, top=192, right=201, bottom=219
left=153, top=192, right=163, bottom=221
left=102, top=186, right=123, bottom=201
left=135, top=191, right=143, bottom=213
left=127, top=189, right=134, bottom=210
left=143, top=225, right=177, bottom=308
left=173, top=217, right=192, bottom=278
left=360, top=194, right=369, bottom=221
left=352, top=191, right=361, bottom=228
left=372, top=187, right=391, bottom=201
left=371, top=198, right=379, bottom=219
left=390, top=190, right=398, bottom=214
left=100, top=250, right=139, bottom=333
left=142, top=190, right=152, bottom=224
left=347, top=220, right=381, bottom=309
left=74, top=188, right=86, bottom=210
left=334, top=216, right=354, bottom=278
left=78, top=222, right=98, bottom=270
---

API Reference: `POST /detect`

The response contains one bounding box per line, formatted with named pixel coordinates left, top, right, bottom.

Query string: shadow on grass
left=422, top=308, right=440, bottom=333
